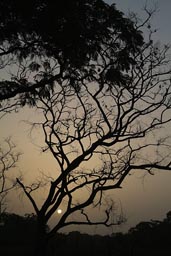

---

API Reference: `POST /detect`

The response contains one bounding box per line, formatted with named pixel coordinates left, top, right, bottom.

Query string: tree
left=1, top=1, right=171, bottom=256
left=15, top=11, right=171, bottom=256
left=128, top=212, right=171, bottom=254
left=0, top=0, right=143, bottom=105
left=0, top=212, right=39, bottom=256
left=0, top=138, right=21, bottom=214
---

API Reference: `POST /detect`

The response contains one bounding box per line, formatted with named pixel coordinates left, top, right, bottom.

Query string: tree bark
left=34, top=217, right=48, bottom=256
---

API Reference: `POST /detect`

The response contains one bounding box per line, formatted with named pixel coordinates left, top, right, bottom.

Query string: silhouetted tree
left=15, top=9, right=171, bottom=256
left=1, top=1, right=171, bottom=256
left=0, top=212, right=39, bottom=256
left=128, top=212, right=171, bottom=255
left=164, top=211, right=171, bottom=223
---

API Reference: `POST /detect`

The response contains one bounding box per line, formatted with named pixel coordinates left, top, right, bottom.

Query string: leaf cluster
left=0, top=0, right=144, bottom=103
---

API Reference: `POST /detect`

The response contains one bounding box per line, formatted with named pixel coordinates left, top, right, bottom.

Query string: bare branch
left=16, top=178, right=39, bottom=215
left=0, top=138, right=21, bottom=213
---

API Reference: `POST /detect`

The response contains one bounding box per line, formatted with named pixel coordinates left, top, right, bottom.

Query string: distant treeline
left=0, top=211, right=171, bottom=256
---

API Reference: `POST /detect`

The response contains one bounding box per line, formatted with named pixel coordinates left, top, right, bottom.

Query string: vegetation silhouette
left=0, top=211, right=171, bottom=256
left=0, top=213, right=37, bottom=256
left=1, top=1, right=171, bottom=256
left=0, top=0, right=143, bottom=103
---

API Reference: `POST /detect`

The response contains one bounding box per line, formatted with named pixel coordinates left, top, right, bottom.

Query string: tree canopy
left=0, top=0, right=143, bottom=103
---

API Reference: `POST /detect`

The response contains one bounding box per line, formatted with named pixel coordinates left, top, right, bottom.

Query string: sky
left=109, top=0, right=171, bottom=44
left=1, top=0, right=171, bottom=235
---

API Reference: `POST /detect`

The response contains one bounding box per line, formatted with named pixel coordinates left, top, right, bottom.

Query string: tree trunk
left=34, top=217, right=48, bottom=256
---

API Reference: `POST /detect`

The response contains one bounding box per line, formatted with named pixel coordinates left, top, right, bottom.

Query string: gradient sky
left=109, top=0, right=171, bottom=44
left=1, top=0, right=171, bottom=235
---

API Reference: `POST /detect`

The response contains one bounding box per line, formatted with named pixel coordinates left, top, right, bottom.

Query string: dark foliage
left=0, top=0, right=143, bottom=102
left=0, top=212, right=49, bottom=256
left=0, top=213, right=37, bottom=255
left=0, top=212, right=37, bottom=240
left=1, top=211, right=171, bottom=256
